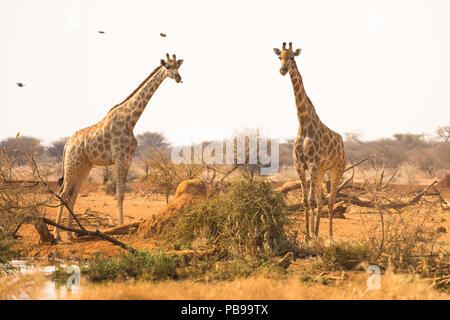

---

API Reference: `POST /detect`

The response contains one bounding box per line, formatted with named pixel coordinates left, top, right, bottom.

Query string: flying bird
left=16, top=82, right=25, bottom=87
left=98, top=31, right=105, bottom=34
left=160, top=33, right=166, bottom=37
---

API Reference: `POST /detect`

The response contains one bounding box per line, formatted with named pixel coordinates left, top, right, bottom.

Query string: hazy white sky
left=1, top=0, right=449, bottom=146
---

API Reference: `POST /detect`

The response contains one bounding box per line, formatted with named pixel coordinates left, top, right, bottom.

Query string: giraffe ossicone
left=53, top=53, right=183, bottom=240
left=274, top=42, right=345, bottom=239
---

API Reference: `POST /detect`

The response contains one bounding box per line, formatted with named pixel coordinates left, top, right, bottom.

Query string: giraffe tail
left=58, top=145, right=67, bottom=187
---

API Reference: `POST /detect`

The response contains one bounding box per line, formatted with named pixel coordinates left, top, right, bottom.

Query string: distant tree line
left=0, top=126, right=448, bottom=177
left=270, top=126, right=450, bottom=177
left=342, top=128, right=450, bottom=177
left=276, top=127, right=450, bottom=178
left=0, top=132, right=169, bottom=164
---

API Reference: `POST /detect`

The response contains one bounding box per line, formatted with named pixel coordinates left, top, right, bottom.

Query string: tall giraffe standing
left=274, top=43, right=345, bottom=238
left=54, top=54, right=183, bottom=240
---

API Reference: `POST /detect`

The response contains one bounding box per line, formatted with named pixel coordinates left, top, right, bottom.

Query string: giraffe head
left=160, top=53, right=184, bottom=83
left=273, top=42, right=302, bottom=76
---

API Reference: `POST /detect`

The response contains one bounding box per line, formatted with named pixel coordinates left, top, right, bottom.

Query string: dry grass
left=70, top=271, right=449, bottom=300
left=0, top=273, right=45, bottom=300
left=168, top=177, right=295, bottom=259
left=2, top=154, right=448, bottom=300
left=1, top=267, right=448, bottom=300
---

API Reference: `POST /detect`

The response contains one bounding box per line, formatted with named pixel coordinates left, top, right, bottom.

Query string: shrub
left=102, top=167, right=131, bottom=195
left=359, top=203, right=449, bottom=276
left=0, top=240, right=16, bottom=264
left=0, top=239, right=18, bottom=274
left=141, top=146, right=204, bottom=203
left=169, top=177, right=296, bottom=260
left=83, top=250, right=179, bottom=282
left=319, top=242, right=371, bottom=271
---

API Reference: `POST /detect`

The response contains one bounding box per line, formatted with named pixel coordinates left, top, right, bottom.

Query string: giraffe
left=54, top=53, right=183, bottom=240
left=273, top=42, right=345, bottom=238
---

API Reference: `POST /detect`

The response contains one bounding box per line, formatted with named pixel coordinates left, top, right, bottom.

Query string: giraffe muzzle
left=175, top=75, right=183, bottom=83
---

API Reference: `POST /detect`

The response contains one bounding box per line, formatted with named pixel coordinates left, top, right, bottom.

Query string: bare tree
left=344, top=131, right=363, bottom=143
left=143, top=147, right=204, bottom=203
left=436, top=126, right=450, bottom=142
left=0, top=143, right=136, bottom=251
left=46, top=137, right=68, bottom=162
left=135, top=132, right=170, bottom=159
left=0, top=136, right=43, bottom=166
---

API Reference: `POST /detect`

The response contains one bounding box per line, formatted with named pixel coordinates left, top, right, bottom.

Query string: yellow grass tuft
left=70, top=272, right=449, bottom=300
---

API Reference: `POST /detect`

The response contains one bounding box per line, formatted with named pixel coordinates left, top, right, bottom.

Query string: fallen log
left=41, top=218, right=136, bottom=253
left=338, top=180, right=438, bottom=209
left=276, top=181, right=302, bottom=194
left=102, top=221, right=142, bottom=235
left=275, top=156, right=371, bottom=195
left=432, top=186, right=450, bottom=210
left=34, top=221, right=56, bottom=244
left=75, top=221, right=143, bottom=240
left=287, top=201, right=347, bottom=218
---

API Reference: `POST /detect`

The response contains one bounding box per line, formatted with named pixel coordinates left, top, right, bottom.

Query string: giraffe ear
left=160, top=59, right=166, bottom=66
left=273, top=48, right=281, bottom=56
left=177, top=59, right=184, bottom=67
left=293, top=48, right=302, bottom=56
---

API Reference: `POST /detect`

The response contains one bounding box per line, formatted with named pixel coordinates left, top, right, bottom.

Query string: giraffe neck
left=288, top=62, right=320, bottom=133
left=116, top=66, right=167, bottom=129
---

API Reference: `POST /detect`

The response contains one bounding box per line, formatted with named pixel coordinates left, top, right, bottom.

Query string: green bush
left=0, top=239, right=18, bottom=274
left=83, top=250, right=179, bottom=282
left=0, top=240, right=15, bottom=265
left=320, top=242, right=371, bottom=271
left=170, top=177, right=296, bottom=260
left=180, top=256, right=259, bottom=281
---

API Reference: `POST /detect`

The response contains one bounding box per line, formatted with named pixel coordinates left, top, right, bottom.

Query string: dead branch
left=383, top=168, right=398, bottom=188
left=34, top=220, right=56, bottom=244
left=338, top=180, right=438, bottom=209
left=432, top=186, right=450, bottom=210
left=276, top=181, right=302, bottom=194
left=343, top=155, right=373, bottom=173
left=100, top=221, right=142, bottom=236
left=276, top=156, right=370, bottom=195
left=285, top=179, right=439, bottom=212
left=27, top=154, right=86, bottom=231
left=219, top=164, right=239, bottom=183
left=378, top=167, right=385, bottom=187
left=41, top=217, right=136, bottom=253
left=287, top=201, right=347, bottom=218
left=336, top=167, right=355, bottom=192
left=30, top=155, right=138, bottom=252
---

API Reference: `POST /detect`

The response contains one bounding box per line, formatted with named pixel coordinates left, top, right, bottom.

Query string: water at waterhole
left=2, top=259, right=82, bottom=299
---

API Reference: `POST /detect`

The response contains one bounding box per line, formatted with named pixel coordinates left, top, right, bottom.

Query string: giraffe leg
left=313, top=169, right=326, bottom=237
left=65, top=189, right=79, bottom=240
left=54, top=176, right=77, bottom=240
left=66, top=163, right=92, bottom=239
left=308, top=171, right=317, bottom=238
left=328, top=158, right=345, bottom=239
left=294, top=164, right=310, bottom=236
left=54, top=161, right=91, bottom=240
left=114, top=160, right=132, bottom=225
left=55, top=188, right=72, bottom=241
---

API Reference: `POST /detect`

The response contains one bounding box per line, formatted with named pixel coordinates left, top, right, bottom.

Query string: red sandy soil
left=13, top=177, right=450, bottom=261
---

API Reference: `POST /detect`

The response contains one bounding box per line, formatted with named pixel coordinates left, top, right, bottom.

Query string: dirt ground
left=13, top=179, right=450, bottom=261
left=4, top=177, right=449, bottom=300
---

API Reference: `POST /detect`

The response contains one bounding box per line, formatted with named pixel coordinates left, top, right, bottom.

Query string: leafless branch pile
left=275, top=156, right=448, bottom=213
left=0, top=142, right=136, bottom=252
